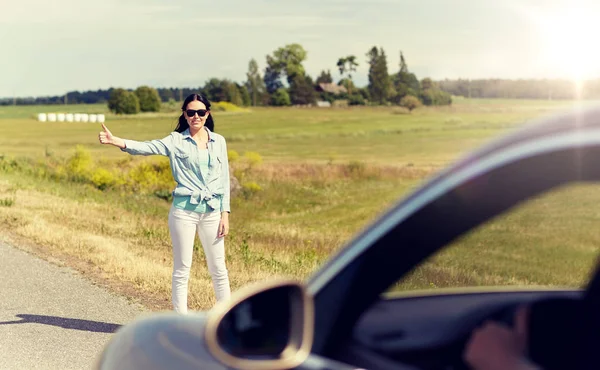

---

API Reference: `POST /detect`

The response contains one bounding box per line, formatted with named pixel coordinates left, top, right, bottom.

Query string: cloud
left=5, top=0, right=598, bottom=97
left=181, top=15, right=356, bottom=28
left=0, top=0, right=181, bottom=25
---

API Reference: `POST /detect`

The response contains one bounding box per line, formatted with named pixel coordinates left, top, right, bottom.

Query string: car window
left=387, top=183, right=600, bottom=294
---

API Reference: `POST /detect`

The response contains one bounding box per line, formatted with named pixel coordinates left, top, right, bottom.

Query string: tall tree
left=238, top=83, right=252, bottom=106
left=366, top=46, right=391, bottom=104
left=336, top=55, right=359, bottom=95
left=245, top=58, right=266, bottom=106
left=272, top=43, right=307, bottom=83
left=316, top=70, right=333, bottom=84
left=289, top=73, right=317, bottom=105
left=202, top=78, right=227, bottom=102
left=265, top=43, right=314, bottom=105
left=392, top=51, right=420, bottom=103
left=264, top=55, right=284, bottom=95
left=223, top=80, right=243, bottom=106
left=399, top=51, right=408, bottom=74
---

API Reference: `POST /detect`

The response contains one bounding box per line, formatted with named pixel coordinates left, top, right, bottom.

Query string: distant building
left=316, top=83, right=347, bottom=95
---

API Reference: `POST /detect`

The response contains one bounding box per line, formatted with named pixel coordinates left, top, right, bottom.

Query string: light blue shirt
left=172, top=149, right=211, bottom=213
left=120, top=127, right=231, bottom=213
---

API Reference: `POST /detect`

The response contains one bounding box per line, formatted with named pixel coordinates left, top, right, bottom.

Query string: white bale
left=48, top=113, right=57, bottom=122
left=38, top=113, right=47, bottom=122
left=81, top=114, right=89, bottom=122
left=97, top=114, right=105, bottom=123
left=57, top=113, right=65, bottom=122
left=89, top=114, right=97, bottom=123
left=74, top=113, right=82, bottom=122
left=66, top=113, right=74, bottom=122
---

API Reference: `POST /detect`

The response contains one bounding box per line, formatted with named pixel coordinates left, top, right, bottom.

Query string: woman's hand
left=99, top=123, right=125, bottom=148
left=218, top=212, right=229, bottom=238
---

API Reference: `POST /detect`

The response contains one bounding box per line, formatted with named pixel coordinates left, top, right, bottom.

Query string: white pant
left=168, top=205, right=231, bottom=314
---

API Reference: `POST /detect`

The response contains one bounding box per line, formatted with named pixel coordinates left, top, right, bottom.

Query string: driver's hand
left=463, top=306, right=540, bottom=370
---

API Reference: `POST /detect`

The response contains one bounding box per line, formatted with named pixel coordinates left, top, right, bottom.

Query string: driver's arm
left=464, top=320, right=541, bottom=370
left=464, top=306, right=543, bottom=370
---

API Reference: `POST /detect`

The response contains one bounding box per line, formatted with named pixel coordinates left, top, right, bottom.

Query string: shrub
left=212, top=101, right=245, bottom=112
left=348, top=94, right=366, bottom=106
left=271, top=88, right=291, bottom=106
left=108, top=88, right=140, bottom=114
left=419, top=88, right=452, bottom=106
left=134, top=86, right=161, bottom=112
left=241, top=181, right=262, bottom=199
left=125, top=160, right=173, bottom=194
left=399, top=95, right=422, bottom=111
left=244, top=151, right=262, bottom=168
left=228, top=149, right=240, bottom=162
left=66, top=145, right=93, bottom=182
left=91, top=168, right=117, bottom=190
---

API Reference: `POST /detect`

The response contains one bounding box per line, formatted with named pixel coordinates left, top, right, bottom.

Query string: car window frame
left=306, top=107, right=600, bottom=355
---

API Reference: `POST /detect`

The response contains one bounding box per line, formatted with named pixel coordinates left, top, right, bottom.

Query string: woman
left=98, top=93, right=231, bottom=313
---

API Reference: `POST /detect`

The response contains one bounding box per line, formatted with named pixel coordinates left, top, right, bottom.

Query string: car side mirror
left=205, top=279, right=314, bottom=370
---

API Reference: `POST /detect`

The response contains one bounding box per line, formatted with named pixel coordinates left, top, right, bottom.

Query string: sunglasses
left=185, top=109, right=208, bottom=117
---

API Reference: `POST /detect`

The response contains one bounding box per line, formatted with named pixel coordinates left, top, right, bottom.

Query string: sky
left=2, top=0, right=600, bottom=98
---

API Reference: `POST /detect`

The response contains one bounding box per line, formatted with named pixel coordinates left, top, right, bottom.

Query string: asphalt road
left=0, top=240, right=148, bottom=369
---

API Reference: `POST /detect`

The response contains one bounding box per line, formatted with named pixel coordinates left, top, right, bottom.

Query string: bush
left=108, top=88, right=140, bottom=114
left=419, top=88, right=452, bottom=106
left=271, top=88, right=291, bottom=106
left=241, top=181, right=262, bottom=199
left=66, top=145, right=93, bottom=182
left=399, top=95, right=422, bottom=111
left=348, top=94, right=366, bottom=106
left=244, top=152, right=263, bottom=168
left=134, top=86, right=161, bottom=112
left=91, top=168, right=117, bottom=190
left=232, top=151, right=262, bottom=183
left=125, top=160, right=173, bottom=193
left=212, top=101, right=244, bottom=112
left=228, top=149, right=240, bottom=162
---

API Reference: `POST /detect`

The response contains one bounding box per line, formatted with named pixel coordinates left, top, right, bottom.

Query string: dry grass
left=0, top=168, right=389, bottom=310
left=2, top=99, right=600, bottom=312
left=0, top=185, right=290, bottom=310
left=248, top=162, right=435, bottom=183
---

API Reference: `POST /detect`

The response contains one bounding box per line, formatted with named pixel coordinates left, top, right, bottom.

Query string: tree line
left=437, top=78, right=600, bottom=100
left=1, top=43, right=456, bottom=111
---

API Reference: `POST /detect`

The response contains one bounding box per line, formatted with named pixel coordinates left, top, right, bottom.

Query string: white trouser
left=168, top=205, right=231, bottom=314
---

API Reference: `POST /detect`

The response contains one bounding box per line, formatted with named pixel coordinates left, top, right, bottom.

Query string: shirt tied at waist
left=172, top=187, right=221, bottom=210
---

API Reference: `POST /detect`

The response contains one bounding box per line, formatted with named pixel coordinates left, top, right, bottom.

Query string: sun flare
left=519, top=3, right=600, bottom=84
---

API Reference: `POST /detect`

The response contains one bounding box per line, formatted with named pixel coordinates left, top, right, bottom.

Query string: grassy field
left=1, top=98, right=599, bottom=310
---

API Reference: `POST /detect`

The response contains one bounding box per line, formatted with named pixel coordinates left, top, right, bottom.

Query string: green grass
left=0, top=103, right=110, bottom=119
left=1, top=98, right=600, bottom=309
left=0, top=99, right=584, bottom=166
left=396, top=183, right=600, bottom=291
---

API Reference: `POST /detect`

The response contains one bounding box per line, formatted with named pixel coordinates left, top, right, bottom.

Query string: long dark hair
left=174, top=93, right=215, bottom=133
